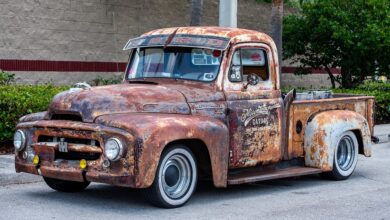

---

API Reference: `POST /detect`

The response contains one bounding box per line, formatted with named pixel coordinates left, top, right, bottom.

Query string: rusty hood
left=47, top=82, right=225, bottom=122
left=47, top=83, right=192, bottom=122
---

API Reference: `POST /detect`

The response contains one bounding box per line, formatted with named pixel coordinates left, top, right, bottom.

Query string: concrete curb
left=0, top=155, right=42, bottom=186
left=374, top=124, right=390, bottom=143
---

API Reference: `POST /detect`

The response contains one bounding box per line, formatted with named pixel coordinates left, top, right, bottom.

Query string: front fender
left=96, top=113, right=229, bottom=188
left=304, top=110, right=371, bottom=171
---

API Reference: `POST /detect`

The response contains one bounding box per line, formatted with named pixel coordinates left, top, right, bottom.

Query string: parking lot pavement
left=0, top=155, right=42, bottom=186
left=1, top=142, right=390, bottom=220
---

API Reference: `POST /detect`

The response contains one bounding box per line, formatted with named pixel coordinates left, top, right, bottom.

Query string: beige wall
left=281, top=74, right=334, bottom=89
left=0, top=0, right=275, bottom=62
left=0, top=0, right=332, bottom=88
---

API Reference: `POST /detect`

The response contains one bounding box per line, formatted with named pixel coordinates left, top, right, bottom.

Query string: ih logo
left=58, top=138, right=68, bottom=152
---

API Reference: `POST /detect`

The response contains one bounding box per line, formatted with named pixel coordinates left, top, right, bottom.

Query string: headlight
left=104, top=138, right=123, bottom=161
left=13, top=130, right=26, bottom=151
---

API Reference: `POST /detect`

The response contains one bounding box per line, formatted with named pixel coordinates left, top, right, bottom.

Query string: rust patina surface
left=15, top=27, right=375, bottom=189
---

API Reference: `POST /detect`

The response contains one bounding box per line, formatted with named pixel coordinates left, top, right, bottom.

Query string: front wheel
left=43, top=177, right=90, bottom=192
left=320, top=131, right=358, bottom=180
left=144, top=145, right=198, bottom=208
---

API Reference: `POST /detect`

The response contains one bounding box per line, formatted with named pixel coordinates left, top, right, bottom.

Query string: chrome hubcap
left=337, top=136, right=355, bottom=171
left=161, top=154, right=191, bottom=199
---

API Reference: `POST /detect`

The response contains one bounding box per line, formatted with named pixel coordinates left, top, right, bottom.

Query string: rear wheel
left=144, top=145, right=197, bottom=208
left=43, top=177, right=90, bottom=192
left=320, top=131, right=358, bottom=180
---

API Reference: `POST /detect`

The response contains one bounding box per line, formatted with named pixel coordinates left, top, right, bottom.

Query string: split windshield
left=126, top=47, right=222, bottom=82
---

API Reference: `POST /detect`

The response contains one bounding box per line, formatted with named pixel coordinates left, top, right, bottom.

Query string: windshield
left=126, top=47, right=222, bottom=82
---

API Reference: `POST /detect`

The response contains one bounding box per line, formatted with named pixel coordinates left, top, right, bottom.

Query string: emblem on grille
left=58, top=138, right=68, bottom=152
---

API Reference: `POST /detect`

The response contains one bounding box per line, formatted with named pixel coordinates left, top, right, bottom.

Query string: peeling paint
left=14, top=27, right=375, bottom=190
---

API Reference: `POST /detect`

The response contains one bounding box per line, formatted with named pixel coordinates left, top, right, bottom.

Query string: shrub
left=0, top=70, right=15, bottom=85
left=333, top=82, right=390, bottom=124
left=89, top=75, right=122, bottom=86
left=0, top=85, right=70, bottom=141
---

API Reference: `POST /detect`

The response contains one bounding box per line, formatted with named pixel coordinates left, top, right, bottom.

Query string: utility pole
left=219, top=0, right=237, bottom=28
left=271, top=0, right=283, bottom=80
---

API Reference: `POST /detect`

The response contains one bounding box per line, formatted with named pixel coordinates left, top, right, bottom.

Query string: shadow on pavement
left=25, top=174, right=329, bottom=209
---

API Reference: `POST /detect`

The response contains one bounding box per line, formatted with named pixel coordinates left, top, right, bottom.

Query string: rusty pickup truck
left=14, top=27, right=376, bottom=208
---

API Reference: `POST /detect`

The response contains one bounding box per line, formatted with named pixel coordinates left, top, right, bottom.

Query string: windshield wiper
left=127, top=79, right=158, bottom=85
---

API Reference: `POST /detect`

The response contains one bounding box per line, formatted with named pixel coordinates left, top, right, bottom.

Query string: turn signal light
left=80, top=159, right=87, bottom=169
left=33, top=155, right=39, bottom=165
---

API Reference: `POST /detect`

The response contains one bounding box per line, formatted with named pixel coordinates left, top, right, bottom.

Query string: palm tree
left=190, top=0, right=203, bottom=26
left=271, top=0, right=283, bottom=77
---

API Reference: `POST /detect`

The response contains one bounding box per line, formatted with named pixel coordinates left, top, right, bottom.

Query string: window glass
left=191, top=49, right=221, bottom=65
left=127, top=47, right=222, bottom=82
left=229, top=48, right=269, bottom=82
left=240, top=49, right=266, bottom=66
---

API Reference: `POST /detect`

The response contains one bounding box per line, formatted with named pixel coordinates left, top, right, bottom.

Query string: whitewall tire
left=145, top=145, right=197, bottom=208
left=321, top=131, right=359, bottom=180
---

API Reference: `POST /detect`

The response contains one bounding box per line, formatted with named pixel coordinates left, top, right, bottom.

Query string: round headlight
left=13, top=130, right=26, bottom=151
left=104, top=138, right=123, bottom=161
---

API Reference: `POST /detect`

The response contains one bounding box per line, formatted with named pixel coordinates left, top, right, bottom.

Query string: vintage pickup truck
left=14, top=27, right=376, bottom=208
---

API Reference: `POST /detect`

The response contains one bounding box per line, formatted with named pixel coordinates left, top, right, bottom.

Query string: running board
left=227, top=166, right=322, bottom=185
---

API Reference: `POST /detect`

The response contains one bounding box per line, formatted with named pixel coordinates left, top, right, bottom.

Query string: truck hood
left=47, top=82, right=224, bottom=122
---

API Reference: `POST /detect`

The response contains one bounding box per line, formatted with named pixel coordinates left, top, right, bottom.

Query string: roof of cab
left=142, top=26, right=275, bottom=46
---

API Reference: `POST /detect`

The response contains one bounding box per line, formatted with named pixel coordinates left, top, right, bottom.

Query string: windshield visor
left=126, top=47, right=222, bottom=82
left=123, top=34, right=230, bottom=50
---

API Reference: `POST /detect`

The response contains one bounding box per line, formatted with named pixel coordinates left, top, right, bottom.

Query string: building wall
left=281, top=73, right=334, bottom=89
left=0, top=0, right=333, bottom=88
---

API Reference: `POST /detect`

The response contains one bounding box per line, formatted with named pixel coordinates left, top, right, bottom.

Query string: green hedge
left=333, top=82, right=390, bottom=124
left=0, top=85, right=70, bottom=141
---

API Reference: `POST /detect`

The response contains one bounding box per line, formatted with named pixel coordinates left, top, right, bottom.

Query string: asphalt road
left=1, top=142, right=390, bottom=220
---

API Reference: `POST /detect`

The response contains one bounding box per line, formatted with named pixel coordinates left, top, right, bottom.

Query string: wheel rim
left=161, top=154, right=192, bottom=199
left=336, top=135, right=355, bottom=171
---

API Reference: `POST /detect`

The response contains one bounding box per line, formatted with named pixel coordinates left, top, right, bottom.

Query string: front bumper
left=15, top=159, right=136, bottom=187
left=15, top=120, right=137, bottom=188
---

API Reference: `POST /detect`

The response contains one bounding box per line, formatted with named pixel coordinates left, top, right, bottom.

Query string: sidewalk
left=0, top=155, right=42, bottom=186
left=374, top=124, right=390, bottom=143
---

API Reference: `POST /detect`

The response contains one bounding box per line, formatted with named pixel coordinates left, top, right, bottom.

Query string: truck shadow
left=26, top=174, right=334, bottom=210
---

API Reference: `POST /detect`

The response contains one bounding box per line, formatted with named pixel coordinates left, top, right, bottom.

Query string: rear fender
left=304, top=110, right=371, bottom=171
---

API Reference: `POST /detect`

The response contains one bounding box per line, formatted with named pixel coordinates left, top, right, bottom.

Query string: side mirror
left=229, top=66, right=242, bottom=82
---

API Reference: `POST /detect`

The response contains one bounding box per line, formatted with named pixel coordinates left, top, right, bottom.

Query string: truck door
left=223, top=43, right=283, bottom=169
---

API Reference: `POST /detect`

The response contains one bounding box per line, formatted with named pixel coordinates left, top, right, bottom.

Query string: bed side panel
left=287, top=97, right=373, bottom=160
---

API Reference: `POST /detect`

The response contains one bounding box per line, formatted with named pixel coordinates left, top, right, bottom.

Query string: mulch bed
left=0, top=140, right=13, bottom=155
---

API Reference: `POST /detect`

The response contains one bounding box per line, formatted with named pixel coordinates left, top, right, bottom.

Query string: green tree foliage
left=283, top=0, right=390, bottom=88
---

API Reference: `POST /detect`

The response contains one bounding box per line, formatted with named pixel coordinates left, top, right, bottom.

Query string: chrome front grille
left=37, top=135, right=101, bottom=161
left=38, top=135, right=100, bottom=147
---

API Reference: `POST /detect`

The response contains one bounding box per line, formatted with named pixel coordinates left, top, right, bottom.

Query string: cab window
left=229, top=48, right=269, bottom=82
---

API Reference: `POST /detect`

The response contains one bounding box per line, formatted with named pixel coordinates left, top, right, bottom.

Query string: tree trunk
left=341, top=67, right=353, bottom=88
left=190, top=0, right=203, bottom=26
left=271, top=0, right=283, bottom=81
left=325, top=66, right=336, bottom=89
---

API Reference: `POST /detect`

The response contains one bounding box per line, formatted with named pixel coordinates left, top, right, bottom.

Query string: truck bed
left=285, top=91, right=375, bottom=160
